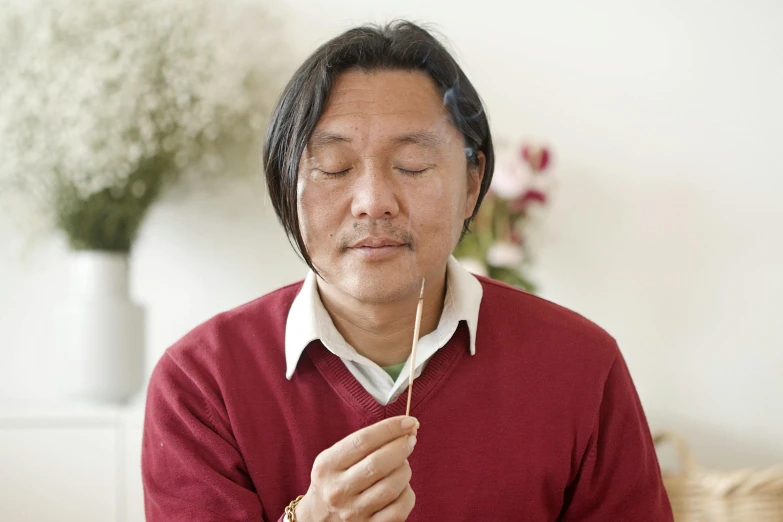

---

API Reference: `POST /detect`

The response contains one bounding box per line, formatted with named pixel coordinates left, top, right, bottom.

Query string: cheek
left=297, top=179, right=331, bottom=250
left=410, top=177, right=464, bottom=247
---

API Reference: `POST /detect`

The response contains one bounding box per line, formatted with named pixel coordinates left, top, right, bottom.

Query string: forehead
left=313, top=69, right=455, bottom=143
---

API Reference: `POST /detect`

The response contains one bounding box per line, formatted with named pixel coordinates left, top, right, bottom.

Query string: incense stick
left=405, top=278, right=425, bottom=417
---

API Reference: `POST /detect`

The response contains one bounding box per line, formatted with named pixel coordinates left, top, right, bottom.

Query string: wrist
left=294, top=491, right=323, bottom=522
left=284, top=494, right=305, bottom=522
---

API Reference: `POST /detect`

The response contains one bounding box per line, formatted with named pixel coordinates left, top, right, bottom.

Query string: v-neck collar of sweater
left=306, top=323, right=469, bottom=420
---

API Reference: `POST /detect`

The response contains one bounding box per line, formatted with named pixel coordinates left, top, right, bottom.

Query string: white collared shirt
left=285, top=256, right=483, bottom=405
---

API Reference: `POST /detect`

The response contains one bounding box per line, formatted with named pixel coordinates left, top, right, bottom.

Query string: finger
left=325, top=416, right=419, bottom=470
left=342, top=434, right=416, bottom=494
left=369, top=484, right=416, bottom=522
left=352, top=460, right=412, bottom=515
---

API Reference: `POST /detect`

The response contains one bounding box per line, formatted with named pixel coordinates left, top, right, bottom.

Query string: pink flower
left=490, top=152, right=533, bottom=200
left=521, top=189, right=547, bottom=204
left=521, top=145, right=551, bottom=172
left=510, top=189, right=547, bottom=213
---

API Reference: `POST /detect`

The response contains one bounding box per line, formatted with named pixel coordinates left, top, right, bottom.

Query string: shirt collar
left=284, top=255, right=483, bottom=380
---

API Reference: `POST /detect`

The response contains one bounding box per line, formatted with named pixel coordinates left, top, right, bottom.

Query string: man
left=142, top=21, right=673, bottom=522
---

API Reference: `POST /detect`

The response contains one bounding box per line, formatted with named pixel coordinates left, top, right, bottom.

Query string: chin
left=326, top=265, right=420, bottom=303
left=341, top=277, right=414, bottom=304
left=314, top=251, right=431, bottom=302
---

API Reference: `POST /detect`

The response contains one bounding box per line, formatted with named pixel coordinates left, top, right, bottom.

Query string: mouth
left=348, top=238, right=411, bottom=261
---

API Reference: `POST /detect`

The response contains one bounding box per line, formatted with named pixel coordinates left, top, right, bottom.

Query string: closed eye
left=320, top=168, right=351, bottom=176
left=397, top=168, right=429, bottom=176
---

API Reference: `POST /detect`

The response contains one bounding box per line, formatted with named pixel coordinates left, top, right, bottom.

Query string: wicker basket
left=654, top=432, right=783, bottom=521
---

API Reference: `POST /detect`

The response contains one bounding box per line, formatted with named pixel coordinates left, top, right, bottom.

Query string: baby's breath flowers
left=0, top=0, right=284, bottom=251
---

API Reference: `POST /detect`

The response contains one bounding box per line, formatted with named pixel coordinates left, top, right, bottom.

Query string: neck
left=317, top=270, right=447, bottom=367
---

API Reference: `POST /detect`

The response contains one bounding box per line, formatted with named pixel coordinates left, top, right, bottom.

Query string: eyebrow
left=308, top=130, right=444, bottom=151
left=393, top=131, right=444, bottom=149
left=309, top=131, right=351, bottom=151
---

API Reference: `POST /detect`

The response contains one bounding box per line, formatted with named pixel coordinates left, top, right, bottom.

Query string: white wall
left=1, top=0, right=781, bottom=470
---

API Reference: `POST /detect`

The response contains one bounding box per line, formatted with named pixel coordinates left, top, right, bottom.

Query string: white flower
left=0, top=0, right=286, bottom=235
left=486, top=241, right=524, bottom=268
left=490, top=151, right=533, bottom=200
left=457, top=257, right=489, bottom=277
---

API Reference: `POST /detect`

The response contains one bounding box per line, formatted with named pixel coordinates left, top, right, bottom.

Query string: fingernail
left=401, top=417, right=417, bottom=430
left=408, top=435, right=417, bottom=449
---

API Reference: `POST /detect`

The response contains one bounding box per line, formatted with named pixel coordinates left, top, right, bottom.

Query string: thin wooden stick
left=405, top=278, right=425, bottom=417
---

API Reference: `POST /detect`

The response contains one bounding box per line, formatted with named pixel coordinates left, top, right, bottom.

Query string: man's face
left=297, top=69, right=484, bottom=303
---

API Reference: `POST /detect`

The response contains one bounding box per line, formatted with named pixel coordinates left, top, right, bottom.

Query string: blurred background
left=1, top=0, right=781, bottom=520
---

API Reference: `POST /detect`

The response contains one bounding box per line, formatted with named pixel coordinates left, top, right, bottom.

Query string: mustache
left=339, top=222, right=415, bottom=251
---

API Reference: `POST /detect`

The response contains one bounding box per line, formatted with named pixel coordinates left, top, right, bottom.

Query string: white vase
left=60, top=251, right=145, bottom=404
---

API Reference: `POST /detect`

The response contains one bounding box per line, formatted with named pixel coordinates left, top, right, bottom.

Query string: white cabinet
left=0, top=400, right=145, bottom=522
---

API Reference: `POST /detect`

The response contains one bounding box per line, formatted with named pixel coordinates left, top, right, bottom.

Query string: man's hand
left=296, top=416, right=419, bottom=522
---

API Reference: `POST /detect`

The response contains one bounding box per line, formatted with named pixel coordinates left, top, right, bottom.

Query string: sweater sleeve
left=559, top=351, right=674, bottom=521
left=141, top=351, right=266, bottom=521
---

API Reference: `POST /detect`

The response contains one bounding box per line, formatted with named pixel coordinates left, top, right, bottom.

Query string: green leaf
left=488, top=266, right=537, bottom=294
left=55, top=155, right=170, bottom=252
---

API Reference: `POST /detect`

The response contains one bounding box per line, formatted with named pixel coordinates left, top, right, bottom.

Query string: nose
left=350, top=166, right=401, bottom=220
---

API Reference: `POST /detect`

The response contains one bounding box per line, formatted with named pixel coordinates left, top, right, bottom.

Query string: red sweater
left=142, top=276, right=673, bottom=521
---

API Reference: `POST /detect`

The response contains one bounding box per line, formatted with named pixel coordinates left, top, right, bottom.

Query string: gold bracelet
left=284, top=494, right=305, bottom=522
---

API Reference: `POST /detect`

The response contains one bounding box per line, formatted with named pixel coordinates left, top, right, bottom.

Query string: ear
left=464, top=151, right=486, bottom=219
